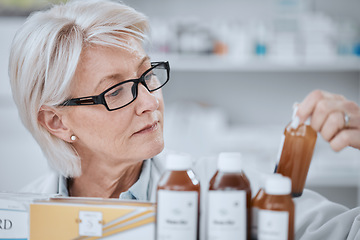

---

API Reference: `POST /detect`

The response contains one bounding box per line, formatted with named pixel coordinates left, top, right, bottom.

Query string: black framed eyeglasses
left=60, top=61, right=170, bottom=111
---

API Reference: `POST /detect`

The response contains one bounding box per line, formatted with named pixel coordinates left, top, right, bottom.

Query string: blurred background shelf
left=1, top=0, right=360, bottom=209
left=152, top=54, right=360, bottom=72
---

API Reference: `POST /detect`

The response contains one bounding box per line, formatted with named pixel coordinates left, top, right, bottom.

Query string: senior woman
left=8, top=0, right=360, bottom=239
left=9, top=0, right=167, bottom=199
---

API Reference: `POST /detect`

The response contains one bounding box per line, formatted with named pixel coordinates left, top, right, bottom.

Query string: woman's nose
left=135, top=83, right=160, bottom=115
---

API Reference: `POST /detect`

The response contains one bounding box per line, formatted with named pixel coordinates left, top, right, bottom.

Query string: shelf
left=151, top=53, right=360, bottom=72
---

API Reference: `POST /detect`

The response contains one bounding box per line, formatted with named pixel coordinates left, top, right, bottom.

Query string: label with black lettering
left=207, top=191, right=246, bottom=240
left=258, top=209, right=289, bottom=240
left=0, top=210, right=27, bottom=238
left=157, top=190, right=198, bottom=240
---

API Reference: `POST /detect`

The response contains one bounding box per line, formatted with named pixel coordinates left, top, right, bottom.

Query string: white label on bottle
left=157, top=190, right=198, bottom=240
left=258, top=210, right=289, bottom=240
left=251, top=207, right=259, bottom=239
left=207, top=191, right=247, bottom=240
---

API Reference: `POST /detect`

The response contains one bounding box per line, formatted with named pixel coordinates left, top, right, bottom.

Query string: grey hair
left=8, top=0, right=150, bottom=177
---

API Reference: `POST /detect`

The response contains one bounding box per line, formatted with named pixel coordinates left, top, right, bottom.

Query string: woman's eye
left=110, top=90, right=119, bottom=97
left=145, top=72, right=154, bottom=81
left=107, top=87, right=123, bottom=97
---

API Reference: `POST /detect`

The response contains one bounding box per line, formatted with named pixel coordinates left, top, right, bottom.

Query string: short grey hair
left=8, top=0, right=150, bottom=177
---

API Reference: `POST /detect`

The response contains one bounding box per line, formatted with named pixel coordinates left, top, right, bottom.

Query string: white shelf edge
left=151, top=53, right=360, bottom=72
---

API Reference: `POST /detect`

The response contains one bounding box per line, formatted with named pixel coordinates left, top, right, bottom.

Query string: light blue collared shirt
left=58, top=159, right=152, bottom=201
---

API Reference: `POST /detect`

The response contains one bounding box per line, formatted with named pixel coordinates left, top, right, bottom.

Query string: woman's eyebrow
left=95, top=73, right=124, bottom=92
left=137, top=55, right=150, bottom=69
left=94, top=55, right=150, bottom=92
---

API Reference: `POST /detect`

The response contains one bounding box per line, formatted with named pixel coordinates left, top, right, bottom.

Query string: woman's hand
left=297, top=90, right=360, bottom=151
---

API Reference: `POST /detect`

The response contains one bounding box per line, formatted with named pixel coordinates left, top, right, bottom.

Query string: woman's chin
left=147, top=138, right=164, bottom=158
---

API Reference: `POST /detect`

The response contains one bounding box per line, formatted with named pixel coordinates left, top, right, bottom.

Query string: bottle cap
left=217, top=152, right=243, bottom=172
left=166, top=153, right=193, bottom=170
left=258, top=173, right=282, bottom=188
left=265, top=175, right=292, bottom=195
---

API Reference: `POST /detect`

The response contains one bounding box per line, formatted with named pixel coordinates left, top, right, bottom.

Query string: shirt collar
left=58, top=159, right=152, bottom=201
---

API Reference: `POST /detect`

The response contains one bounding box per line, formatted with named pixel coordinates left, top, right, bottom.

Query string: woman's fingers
left=297, top=90, right=345, bottom=132
left=319, top=111, right=344, bottom=142
left=342, top=100, right=360, bottom=129
left=296, top=90, right=324, bottom=123
left=330, top=129, right=360, bottom=152
left=311, top=98, right=343, bottom=132
left=297, top=89, right=360, bottom=151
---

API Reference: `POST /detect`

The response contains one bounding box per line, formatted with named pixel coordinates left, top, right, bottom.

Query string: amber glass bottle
left=251, top=174, right=285, bottom=239
left=257, top=175, right=294, bottom=240
left=275, top=109, right=317, bottom=197
left=156, top=153, right=200, bottom=240
left=207, top=152, right=251, bottom=240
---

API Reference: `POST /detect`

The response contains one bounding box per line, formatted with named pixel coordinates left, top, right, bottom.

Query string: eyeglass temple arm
left=63, top=96, right=102, bottom=106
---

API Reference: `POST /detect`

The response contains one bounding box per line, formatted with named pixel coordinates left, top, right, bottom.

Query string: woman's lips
left=134, top=122, right=159, bottom=135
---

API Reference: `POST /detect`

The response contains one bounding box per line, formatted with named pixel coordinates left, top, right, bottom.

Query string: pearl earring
left=70, top=135, right=77, bottom=141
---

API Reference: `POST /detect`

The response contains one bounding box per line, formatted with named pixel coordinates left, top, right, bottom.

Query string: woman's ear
left=38, top=106, right=72, bottom=142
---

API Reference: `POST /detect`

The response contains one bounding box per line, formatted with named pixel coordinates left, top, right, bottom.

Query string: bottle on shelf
left=207, top=152, right=251, bottom=240
left=257, top=175, right=295, bottom=240
left=251, top=174, right=284, bottom=240
left=275, top=105, right=317, bottom=197
left=156, top=153, right=200, bottom=240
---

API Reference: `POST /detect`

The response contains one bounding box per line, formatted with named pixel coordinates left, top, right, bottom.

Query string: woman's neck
left=68, top=160, right=144, bottom=198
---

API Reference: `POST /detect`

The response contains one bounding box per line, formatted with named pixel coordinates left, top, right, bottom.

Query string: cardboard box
left=29, top=197, right=155, bottom=240
left=0, top=192, right=55, bottom=240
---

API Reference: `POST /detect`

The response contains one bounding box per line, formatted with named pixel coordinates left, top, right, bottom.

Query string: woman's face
left=62, top=39, right=165, bottom=166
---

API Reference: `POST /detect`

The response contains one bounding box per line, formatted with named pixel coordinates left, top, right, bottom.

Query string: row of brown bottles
left=156, top=153, right=294, bottom=240
left=155, top=105, right=317, bottom=240
left=156, top=152, right=251, bottom=240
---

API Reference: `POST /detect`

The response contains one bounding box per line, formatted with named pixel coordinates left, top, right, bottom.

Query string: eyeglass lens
left=104, top=64, right=168, bottom=110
